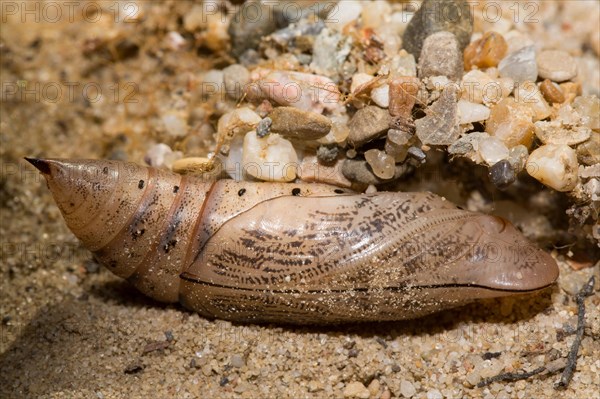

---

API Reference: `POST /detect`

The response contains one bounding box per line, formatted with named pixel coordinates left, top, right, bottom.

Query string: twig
left=555, top=276, right=596, bottom=390
left=477, top=366, right=547, bottom=388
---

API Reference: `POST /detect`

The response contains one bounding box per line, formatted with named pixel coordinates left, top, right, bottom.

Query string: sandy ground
left=1, top=1, right=599, bottom=398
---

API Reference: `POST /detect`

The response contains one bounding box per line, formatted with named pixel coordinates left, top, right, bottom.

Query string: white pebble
left=161, top=111, right=188, bottom=137
left=365, top=149, right=395, bottom=179
left=537, top=50, right=578, bottom=82
left=144, top=143, right=182, bottom=169
left=242, top=131, right=298, bottom=182
left=498, top=45, right=538, bottom=84
left=327, top=1, right=362, bottom=31
left=343, top=381, right=370, bottom=399
left=351, top=73, right=375, bottom=93
left=458, top=100, right=491, bottom=124
left=371, top=84, right=390, bottom=108
left=426, top=389, right=443, bottom=399
left=526, top=144, right=579, bottom=191
left=514, top=81, right=551, bottom=121
left=400, top=380, right=416, bottom=398
left=479, top=137, right=510, bottom=165
left=217, top=107, right=262, bottom=138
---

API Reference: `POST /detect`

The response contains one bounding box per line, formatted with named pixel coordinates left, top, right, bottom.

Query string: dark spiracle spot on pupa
left=173, top=185, right=179, bottom=193
left=138, top=180, right=145, bottom=189
left=238, top=188, right=246, bottom=196
left=102, top=167, right=109, bottom=174
left=291, top=188, right=301, bottom=196
left=334, top=189, right=344, bottom=194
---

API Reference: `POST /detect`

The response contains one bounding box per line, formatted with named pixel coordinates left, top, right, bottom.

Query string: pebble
left=558, top=267, right=598, bottom=296
left=367, top=379, right=380, bottom=397
left=387, top=51, right=417, bottom=77
left=457, top=100, right=490, bottom=124
left=298, top=155, right=352, bottom=188
left=426, top=389, right=443, bottom=399
left=498, top=45, right=538, bottom=84
left=326, top=0, right=363, bottom=31
left=311, top=28, right=352, bottom=77
left=342, top=159, right=411, bottom=185
left=316, top=145, right=339, bottom=164
left=537, top=50, right=578, bottom=82
left=365, top=149, right=395, bottom=179
left=508, top=145, right=529, bottom=173
left=242, top=131, right=298, bottom=182
left=347, top=106, right=392, bottom=147
left=256, top=117, right=272, bottom=138
left=539, top=79, right=565, bottom=104
left=415, top=85, right=461, bottom=145
left=400, top=380, right=416, bottom=398
left=402, top=0, right=473, bottom=61
left=161, top=111, right=188, bottom=137
left=448, top=132, right=489, bottom=163
left=228, top=2, right=280, bottom=58
left=230, top=354, right=245, bottom=368
left=461, top=70, right=512, bottom=105
left=559, top=81, right=582, bottom=103
left=463, top=31, right=508, bottom=70
left=249, top=69, right=341, bottom=114
left=514, top=81, right=551, bottom=121
left=418, top=31, right=464, bottom=81
left=385, top=129, right=412, bottom=162
left=489, top=159, right=516, bottom=189
left=217, top=107, right=262, bottom=140
left=389, top=76, right=420, bottom=118
left=343, top=381, right=370, bottom=399
left=144, top=143, right=183, bottom=169
left=222, top=64, right=250, bottom=100
left=268, top=107, right=331, bottom=140
left=534, top=121, right=592, bottom=146
left=526, top=144, right=579, bottom=191
left=576, top=134, right=600, bottom=166
left=572, top=95, right=600, bottom=130
left=478, top=136, right=510, bottom=165
left=370, top=84, right=390, bottom=108
left=485, top=97, right=535, bottom=148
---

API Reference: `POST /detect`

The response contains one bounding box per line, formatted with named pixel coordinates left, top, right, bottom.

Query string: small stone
left=387, top=50, right=417, bottom=77
left=389, top=77, right=420, bottom=118
left=311, top=28, right=352, bottom=77
left=559, top=81, right=582, bottom=103
left=228, top=2, right=280, bottom=58
left=572, top=95, right=600, bottom=130
left=343, top=381, right=370, bottom=399
left=461, top=70, right=511, bottom=105
left=463, top=31, right=508, bottom=70
left=479, top=136, right=510, bottom=165
left=539, top=79, right=565, bottom=104
left=365, top=149, right=395, bottom=179
left=367, top=379, right=380, bottom=397
left=217, top=107, right=262, bottom=141
left=508, top=145, right=529, bottom=173
left=418, top=31, right=464, bottom=81
left=385, top=129, right=412, bottom=162
left=426, top=389, right=443, bottom=399
left=256, top=117, right=272, bottom=138
left=347, top=106, right=392, bottom=147
left=514, top=81, right=551, bottom=121
left=161, top=111, right=188, bottom=137
left=342, top=159, right=411, bottom=185
left=498, top=45, right=538, bottom=84
left=576, top=134, right=600, bottom=166
left=457, top=100, right=490, bottom=124
left=402, top=0, right=473, bottom=61
left=316, top=145, right=339, bottom=164
left=489, top=159, right=516, bottom=189
left=298, top=155, right=352, bottom=188
left=526, top=144, right=579, bottom=191
left=537, top=50, right=578, bottom=82
left=326, top=0, right=362, bottom=31
left=242, top=131, right=298, bottom=182
left=308, top=380, right=323, bottom=392
left=400, top=380, right=416, bottom=398
left=486, top=97, right=535, bottom=148
left=371, top=84, right=390, bottom=108
left=534, top=121, right=592, bottom=146
left=415, top=85, right=460, bottom=145
left=448, top=132, right=490, bottom=163
left=408, top=146, right=427, bottom=163
left=268, top=107, right=332, bottom=141
left=230, top=354, right=245, bottom=368
left=144, top=143, right=183, bottom=169
left=223, top=64, right=250, bottom=100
